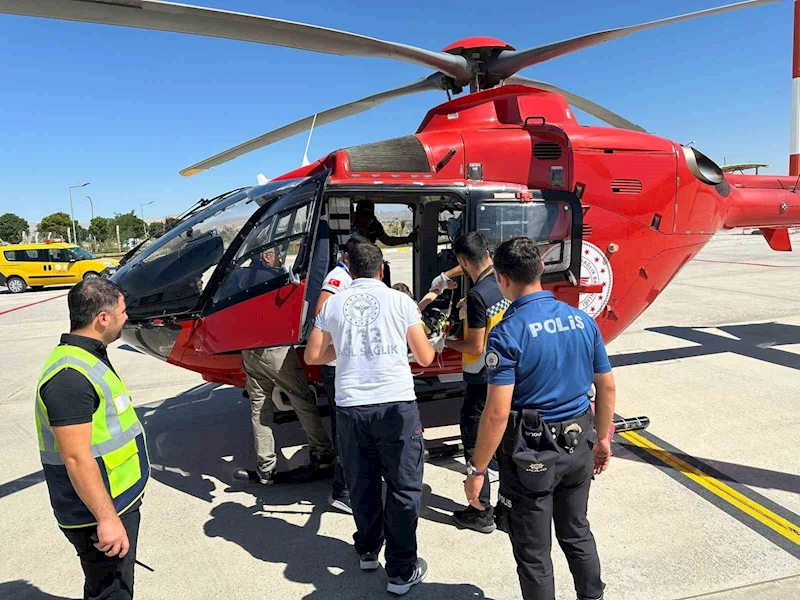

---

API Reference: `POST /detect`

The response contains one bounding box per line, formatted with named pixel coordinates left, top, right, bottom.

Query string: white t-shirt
left=320, top=263, right=353, bottom=367
left=315, top=278, right=421, bottom=407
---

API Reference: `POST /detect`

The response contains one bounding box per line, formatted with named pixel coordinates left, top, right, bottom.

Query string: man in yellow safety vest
left=35, top=277, right=149, bottom=600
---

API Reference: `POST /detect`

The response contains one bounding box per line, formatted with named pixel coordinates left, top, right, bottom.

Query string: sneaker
left=327, top=493, right=353, bottom=514
left=487, top=467, right=499, bottom=484
left=453, top=505, right=496, bottom=534
left=387, top=558, right=428, bottom=595
left=359, top=549, right=381, bottom=571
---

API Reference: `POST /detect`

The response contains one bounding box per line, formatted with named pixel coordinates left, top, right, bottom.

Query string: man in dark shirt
left=442, top=233, right=509, bottom=533
left=37, top=278, right=149, bottom=600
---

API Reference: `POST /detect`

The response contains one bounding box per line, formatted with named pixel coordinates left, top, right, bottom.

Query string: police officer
left=36, top=278, right=150, bottom=600
left=465, top=238, right=616, bottom=600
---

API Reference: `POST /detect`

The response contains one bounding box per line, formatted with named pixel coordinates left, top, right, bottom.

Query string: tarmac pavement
left=1, top=233, right=798, bottom=599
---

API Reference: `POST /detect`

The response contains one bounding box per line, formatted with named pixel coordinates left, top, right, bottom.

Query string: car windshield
left=70, top=247, right=96, bottom=260
left=111, top=178, right=306, bottom=319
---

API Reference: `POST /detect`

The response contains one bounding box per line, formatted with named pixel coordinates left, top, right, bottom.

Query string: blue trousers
left=336, top=401, right=424, bottom=579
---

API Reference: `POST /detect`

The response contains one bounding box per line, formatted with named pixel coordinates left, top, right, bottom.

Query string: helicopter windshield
left=111, top=178, right=306, bottom=320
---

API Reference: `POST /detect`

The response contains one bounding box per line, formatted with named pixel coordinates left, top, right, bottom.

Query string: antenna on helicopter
left=301, top=113, right=318, bottom=167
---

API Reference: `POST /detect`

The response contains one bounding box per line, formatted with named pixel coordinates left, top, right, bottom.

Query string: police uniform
left=37, top=334, right=150, bottom=600
left=486, top=291, right=612, bottom=600
left=460, top=266, right=509, bottom=509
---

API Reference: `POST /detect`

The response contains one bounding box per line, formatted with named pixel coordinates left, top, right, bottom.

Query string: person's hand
left=593, top=437, right=612, bottom=475
left=430, top=334, right=446, bottom=354
left=94, top=515, right=130, bottom=558
left=457, top=298, right=467, bottom=321
left=429, top=272, right=452, bottom=294
left=464, top=474, right=486, bottom=510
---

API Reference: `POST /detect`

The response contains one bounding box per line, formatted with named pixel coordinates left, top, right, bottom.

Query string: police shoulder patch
left=485, top=350, right=500, bottom=369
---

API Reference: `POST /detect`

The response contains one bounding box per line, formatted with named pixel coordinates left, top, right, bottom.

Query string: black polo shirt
left=40, top=334, right=116, bottom=427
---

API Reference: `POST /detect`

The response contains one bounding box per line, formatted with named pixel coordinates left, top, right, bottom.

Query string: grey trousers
left=241, top=346, right=332, bottom=475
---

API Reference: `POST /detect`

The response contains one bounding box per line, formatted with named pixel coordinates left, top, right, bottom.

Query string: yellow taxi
left=0, top=242, right=119, bottom=294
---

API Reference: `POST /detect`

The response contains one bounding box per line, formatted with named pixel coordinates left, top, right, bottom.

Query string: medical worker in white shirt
left=314, top=235, right=368, bottom=515
left=306, top=239, right=435, bottom=596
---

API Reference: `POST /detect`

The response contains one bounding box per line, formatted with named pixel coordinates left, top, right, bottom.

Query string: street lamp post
left=140, top=201, right=155, bottom=238
left=68, top=182, right=90, bottom=244
left=86, top=195, right=95, bottom=250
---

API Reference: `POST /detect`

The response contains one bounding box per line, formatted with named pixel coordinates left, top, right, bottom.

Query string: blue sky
left=0, top=0, right=792, bottom=225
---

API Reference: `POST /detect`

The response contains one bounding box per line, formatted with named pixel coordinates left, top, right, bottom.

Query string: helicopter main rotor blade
left=507, top=76, right=646, bottom=133
left=180, top=73, right=448, bottom=177
left=0, top=0, right=472, bottom=81
left=489, top=0, right=778, bottom=79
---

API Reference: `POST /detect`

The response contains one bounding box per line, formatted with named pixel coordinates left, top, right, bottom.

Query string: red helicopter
left=3, top=0, right=799, bottom=413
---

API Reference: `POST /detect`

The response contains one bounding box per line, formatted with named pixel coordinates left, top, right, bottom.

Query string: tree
left=148, top=221, right=166, bottom=238
left=38, top=212, right=73, bottom=240
left=73, top=221, right=88, bottom=243
left=89, top=216, right=112, bottom=242
left=164, top=217, right=179, bottom=232
left=0, top=213, right=29, bottom=243
left=111, top=211, right=146, bottom=240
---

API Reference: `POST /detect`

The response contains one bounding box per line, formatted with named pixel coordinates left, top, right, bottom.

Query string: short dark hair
left=349, top=239, right=383, bottom=279
left=453, top=232, right=489, bottom=265
left=392, top=282, right=413, bottom=298
left=355, top=200, right=375, bottom=215
left=68, top=278, right=124, bottom=331
left=492, top=238, right=544, bottom=285
left=343, top=234, right=370, bottom=259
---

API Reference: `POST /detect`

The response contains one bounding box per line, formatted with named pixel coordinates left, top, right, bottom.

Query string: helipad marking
left=0, top=293, right=67, bottom=317
left=619, top=430, right=800, bottom=555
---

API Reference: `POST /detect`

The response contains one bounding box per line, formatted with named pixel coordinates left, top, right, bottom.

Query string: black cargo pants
left=495, top=408, right=604, bottom=600
left=61, top=508, right=141, bottom=600
left=320, top=365, right=348, bottom=499
left=336, top=400, right=424, bottom=580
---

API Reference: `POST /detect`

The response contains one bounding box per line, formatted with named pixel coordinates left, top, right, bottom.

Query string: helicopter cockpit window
left=213, top=195, right=315, bottom=306
left=478, top=201, right=572, bottom=273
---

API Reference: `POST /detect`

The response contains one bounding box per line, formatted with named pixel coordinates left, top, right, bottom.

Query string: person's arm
left=590, top=318, right=616, bottom=475
left=377, top=231, right=415, bottom=247
left=429, top=265, right=464, bottom=293
left=52, top=424, right=130, bottom=557
left=446, top=290, right=486, bottom=355
left=446, top=328, right=484, bottom=355
left=417, top=280, right=457, bottom=312
left=314, top=290, right=334, bottom=317
left=407, top=323, right=435, bottom=367
left=305, top=327, right=336, bottom=365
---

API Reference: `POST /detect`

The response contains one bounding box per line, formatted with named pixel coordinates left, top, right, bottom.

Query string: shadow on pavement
left=0, top=580, right=74, bottom=600
left=204, top=497, right=492, bottom=599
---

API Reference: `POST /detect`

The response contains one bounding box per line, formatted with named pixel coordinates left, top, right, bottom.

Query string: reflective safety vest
left=463, top=267, right=510, bottom=379
left=35, top=344, right=150, bottom=528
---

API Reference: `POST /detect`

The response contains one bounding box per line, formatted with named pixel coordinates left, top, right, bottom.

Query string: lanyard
left=337, top=261, right=350, bottom=276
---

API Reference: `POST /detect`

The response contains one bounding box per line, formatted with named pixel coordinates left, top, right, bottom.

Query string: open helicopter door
left=192, top=172, right=329, bottom=354
left=471, top=188, right=584, bottom=304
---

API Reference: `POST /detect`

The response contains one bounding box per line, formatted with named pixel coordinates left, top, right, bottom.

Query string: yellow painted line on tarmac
left=619, top=430, right=800, bottom=546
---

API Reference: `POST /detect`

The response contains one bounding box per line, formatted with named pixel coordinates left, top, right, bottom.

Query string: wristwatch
left=466, top=461, right=486, bottom=477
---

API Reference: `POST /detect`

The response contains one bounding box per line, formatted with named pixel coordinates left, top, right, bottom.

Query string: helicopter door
left=193, top=173, right=328, bottom=354
left=473, top=189, right=583, bottom=291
